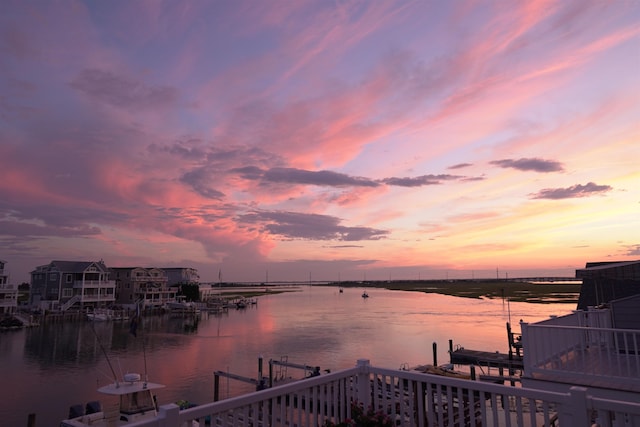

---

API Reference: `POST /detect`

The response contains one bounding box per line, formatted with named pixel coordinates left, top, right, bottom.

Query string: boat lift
left=213, top=356, right=323, bottom=401
left=268, top=357, right=321, bottom=388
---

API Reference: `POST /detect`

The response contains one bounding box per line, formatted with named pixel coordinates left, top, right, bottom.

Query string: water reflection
left=0, top=285, right=577, bottom=426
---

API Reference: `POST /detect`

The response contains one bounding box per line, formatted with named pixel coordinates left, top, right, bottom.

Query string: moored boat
left=60, top=373, right=166, bottom=426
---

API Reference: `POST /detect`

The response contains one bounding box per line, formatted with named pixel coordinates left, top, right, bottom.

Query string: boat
left=60, top=372, right=200, bottom=427
left=60, top=373, right=166, bottom=426
left=167, top=296, right=199, bottom=315
left=86, top=308, right=129, bottom=322
left=166, top=296, right=194, bottom=310
left=362, top=291, right=369, bottom=298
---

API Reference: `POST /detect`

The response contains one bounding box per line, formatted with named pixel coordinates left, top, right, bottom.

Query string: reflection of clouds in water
left=6, top=286, right=580, bottom=427
left=271, top=325, right=343, bottom=355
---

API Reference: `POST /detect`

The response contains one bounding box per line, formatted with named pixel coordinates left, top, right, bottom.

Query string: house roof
left=576, top=260, right=640, bottom=273
left=38, top=260, right=109, bottom=273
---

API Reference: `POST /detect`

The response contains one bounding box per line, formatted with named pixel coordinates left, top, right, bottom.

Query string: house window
left=62, top=289, right=73, bottom=298
left=66, top=274, right=72, bottom=283
left=49, top=273, right=57, bottom=281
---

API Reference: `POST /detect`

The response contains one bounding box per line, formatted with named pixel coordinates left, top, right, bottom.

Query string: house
left=575, top=259, right=640, bottom=309
left=30, top=260, right=115, bottom=311
left=162, top=267, right=200, bottom=286
left=520, top=262, right=640, bottom=402
left=110, top=267, right=178, bottom=308
left=0, top=259, right=18, bottom=314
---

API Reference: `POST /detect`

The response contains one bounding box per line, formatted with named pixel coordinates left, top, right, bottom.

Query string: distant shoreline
left=339, top=280, right=582, bottom=304
left=217, top=280, right=582, bottom=304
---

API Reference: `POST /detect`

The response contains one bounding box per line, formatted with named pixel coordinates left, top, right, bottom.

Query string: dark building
left=576, top=260, right=640, bottom=310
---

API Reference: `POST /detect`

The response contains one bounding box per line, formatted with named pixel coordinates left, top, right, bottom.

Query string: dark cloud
left=530, top=182, right=612, bottom=199
left=491, top=158, right=564, bottom=172
left=448, top=163, right=473, bottom=170
left=381, top=174, right=462, bottom=187
left=0, top=219, right=101, bottom=238
left=231, top=167, right=476, bottom=188
left=70, top=69, right=179, bottom=111
left=0, top=202, right=131, bottom=231
left=231, top=166, right=265, bottom=180
left=263, top=168, right=379, bottom=187
left=180, top=168, right=225, bottom=199
left=239, top=211, right=388, bottom=241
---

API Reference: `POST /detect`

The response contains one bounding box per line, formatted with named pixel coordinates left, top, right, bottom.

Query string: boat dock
left=449, top=347, right=523, bottom=370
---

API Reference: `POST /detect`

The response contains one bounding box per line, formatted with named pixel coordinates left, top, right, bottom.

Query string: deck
left=521, top=309, right=640, bottom=397
left=127, top=359, right=640, bottom=427
left=450, top=348, right=523, bottom=369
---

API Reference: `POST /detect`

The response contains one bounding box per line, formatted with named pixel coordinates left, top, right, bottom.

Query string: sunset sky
left=1, top=1, right=639, bottom=284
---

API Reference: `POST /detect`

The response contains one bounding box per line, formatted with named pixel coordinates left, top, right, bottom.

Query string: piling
left=27, top=413, right=36, bottom=427
left=432, top=342, right=437, bottom=366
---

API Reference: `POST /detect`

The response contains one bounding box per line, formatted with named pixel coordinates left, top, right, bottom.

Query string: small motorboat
left=60, top=373, right=167, bottom=426
left=362, top=291, right=369, bottom=298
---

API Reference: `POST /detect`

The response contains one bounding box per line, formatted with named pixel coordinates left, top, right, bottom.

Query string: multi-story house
left=30, top=260, right=115, bottom=311
left=163, top=267, right=200, bottom=286
left=110, top=267, right=178, bottom=308
left=0, top=259, right=18, bottom=314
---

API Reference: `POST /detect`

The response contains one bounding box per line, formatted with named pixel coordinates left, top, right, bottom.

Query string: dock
left=449, top=348, right=523, bottom=370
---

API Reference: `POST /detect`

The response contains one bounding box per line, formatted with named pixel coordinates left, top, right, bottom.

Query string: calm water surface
left=0, top=285, right=577, bottom=426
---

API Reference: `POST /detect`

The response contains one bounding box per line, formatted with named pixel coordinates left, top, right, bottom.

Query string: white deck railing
left=126, top=359, right=640, bottom=427
left=522, top=322, right=640, bottom=391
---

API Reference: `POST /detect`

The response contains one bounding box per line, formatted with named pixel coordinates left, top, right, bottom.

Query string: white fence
left=127, top=359, right=640, bottom=427
left=522, top=322, right=640, bottom=390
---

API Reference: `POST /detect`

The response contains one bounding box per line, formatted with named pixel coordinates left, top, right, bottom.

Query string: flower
left=323, top=401, right=393, bottom=427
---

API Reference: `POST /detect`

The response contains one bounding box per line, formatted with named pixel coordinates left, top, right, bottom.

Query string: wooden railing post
left=520, top=321, right=530, bottom=375
left=156, top=403, right=180, bottom=427
left=564, top=386, right=589, bottom=426
left=356, top=359, right=371, bottom=409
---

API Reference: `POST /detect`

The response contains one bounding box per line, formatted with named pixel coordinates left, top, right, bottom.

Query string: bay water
left=0, top=285, right=577, bottom=426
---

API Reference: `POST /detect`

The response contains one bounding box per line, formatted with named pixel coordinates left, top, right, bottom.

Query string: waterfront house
left=110, top=267, right=178, bottom=308
left=30, top=260, right=115, bottom=311
left=520, top=261, right=640, bottom=405
left=163, top=267, right=200, bottom=286
left=576, top=259, right=640, bottom=309
left=0, top=259, right=18, bottom=314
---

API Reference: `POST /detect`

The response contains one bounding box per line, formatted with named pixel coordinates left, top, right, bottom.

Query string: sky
left=1, top=0, right=639, bottom=285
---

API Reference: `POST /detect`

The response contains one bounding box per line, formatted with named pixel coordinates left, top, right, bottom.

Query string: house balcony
left=521, top=310, right=640, bottom=397
left=116, top=359, right=640, bottom=427
left=79, top=293, right=116, bottom=303
left=0, top=297, right=18, bottom=308
left=0, top=286, right=18, bottom=309
left=73, top=280, right=116, bottom=290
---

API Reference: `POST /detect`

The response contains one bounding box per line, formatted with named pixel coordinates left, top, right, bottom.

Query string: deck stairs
left=61, top=295, right=81, bottom=311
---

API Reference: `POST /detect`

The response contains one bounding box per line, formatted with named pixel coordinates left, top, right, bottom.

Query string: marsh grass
left=340, top=280, right=581, bottom=304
